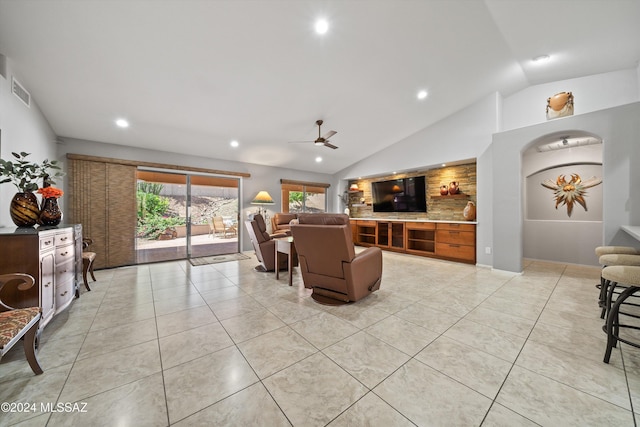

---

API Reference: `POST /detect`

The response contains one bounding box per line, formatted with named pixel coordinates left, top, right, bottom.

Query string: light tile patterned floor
left=1, top=251, right=638, bottom=426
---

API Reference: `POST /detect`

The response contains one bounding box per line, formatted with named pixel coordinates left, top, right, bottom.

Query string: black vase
left=39, top=197, right=62, bottom=226
left=10, top=192, right=41, bottom=227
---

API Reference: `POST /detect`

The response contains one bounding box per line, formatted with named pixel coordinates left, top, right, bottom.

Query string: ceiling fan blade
left=324, top=142, right=338, bottom=149
left=322, top=130, right=337, bottom=140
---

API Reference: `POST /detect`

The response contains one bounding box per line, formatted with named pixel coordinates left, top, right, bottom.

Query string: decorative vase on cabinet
left=463, top=201, right=476, bottom=221
left=10, top=192, right=41, bottom=227
left=439, top=185, right=448, bottom=196
left=449, top=182, right=459, bottom=195
left=39, top=197, right=62, bottom=226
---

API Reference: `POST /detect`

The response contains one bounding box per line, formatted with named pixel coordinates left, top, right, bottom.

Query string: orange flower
left=37, top=186, right=64, bottom=199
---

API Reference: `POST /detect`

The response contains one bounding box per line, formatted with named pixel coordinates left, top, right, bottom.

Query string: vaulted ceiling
left=1, top=0, right=638, bottom=174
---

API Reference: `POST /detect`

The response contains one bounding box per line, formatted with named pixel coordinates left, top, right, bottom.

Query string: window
left=280, top=180, right=329, bottom=213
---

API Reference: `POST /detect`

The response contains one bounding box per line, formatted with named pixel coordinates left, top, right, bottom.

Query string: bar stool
left=595, top=246, right=640, bottom=257
left=602, top=266, right=640, bottom=363
left=595, top=246, right=639, bottom=299
left=598, top=254, right=640, bottom=318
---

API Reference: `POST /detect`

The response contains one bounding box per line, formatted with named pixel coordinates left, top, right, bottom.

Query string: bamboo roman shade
left=67, top=158, right=137, bottom=268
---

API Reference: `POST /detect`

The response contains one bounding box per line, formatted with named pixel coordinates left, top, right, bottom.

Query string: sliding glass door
left=135, top=170, right=239, bottom=264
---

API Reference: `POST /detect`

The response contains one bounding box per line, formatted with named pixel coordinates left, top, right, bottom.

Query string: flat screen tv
left=372, top=176, right=427, bottom=213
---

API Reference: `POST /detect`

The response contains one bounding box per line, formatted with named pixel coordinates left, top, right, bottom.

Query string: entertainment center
left=347, top=162, right=477, bottom=264
left=351, top=219, right=476, bottom=264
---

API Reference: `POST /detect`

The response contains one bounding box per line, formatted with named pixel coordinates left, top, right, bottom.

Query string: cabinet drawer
left=436, top=230, right=475, bottom=246
left=40, top=234, right=55, bottom=251
left=436, top=242, right=475, bottom=261
left=55, top=279, right=74, bottom=311
left=55, top=259, right=75, bottom=284
left=55, top=231, right=74, bottom=246
left=55, top=245, right=74, bottom=262
left=406, top=222, right=436, bottom=230
left=436, top=223, right=475, bottom=232
left=357, top=220, right=377, bottom=227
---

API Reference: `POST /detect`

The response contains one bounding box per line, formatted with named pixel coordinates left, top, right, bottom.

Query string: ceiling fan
left=289, top=119, right=338, bottom=149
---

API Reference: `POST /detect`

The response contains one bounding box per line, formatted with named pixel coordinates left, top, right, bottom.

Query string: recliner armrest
left=345, top=247, right=383, bottom=293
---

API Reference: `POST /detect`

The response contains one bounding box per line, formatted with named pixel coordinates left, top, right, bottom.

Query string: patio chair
left=213, top=216, right=237, bottom=238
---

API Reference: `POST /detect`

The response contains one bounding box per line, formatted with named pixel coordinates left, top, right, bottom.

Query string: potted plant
left=0, top=152, right=64, bottom=227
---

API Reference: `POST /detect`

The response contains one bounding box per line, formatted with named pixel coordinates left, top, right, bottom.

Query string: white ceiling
left=1, top=0, right=638, bottom=174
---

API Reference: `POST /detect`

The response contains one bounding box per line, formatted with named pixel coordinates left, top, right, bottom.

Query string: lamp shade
left=251, top=190, right=275, bottom=205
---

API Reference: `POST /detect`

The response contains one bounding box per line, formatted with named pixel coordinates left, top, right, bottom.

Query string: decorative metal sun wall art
left=541, top=173, right=602, bottom=217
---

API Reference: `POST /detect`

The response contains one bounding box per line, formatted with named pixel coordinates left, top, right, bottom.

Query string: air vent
left=12, top=77, right=30, bottom=107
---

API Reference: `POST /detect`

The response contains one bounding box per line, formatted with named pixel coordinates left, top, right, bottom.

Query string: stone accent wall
left=348, top=162, right=476, bottom=221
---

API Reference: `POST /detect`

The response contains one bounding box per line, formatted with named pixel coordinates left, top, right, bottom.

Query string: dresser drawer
left=436, top=242, right=475, bottom=261
left=55, top=245, right=74, bottom=263
left=55, top=279, right=74, bottom=312
left=40, top=234, right=55, bottom=251
left=436, top=230, right=475, bottom=246
left=436, top=222, right=475, bottom=232
left=55, top=259, right=75, bottom=284
left=55, top=231, right=74, bottom=247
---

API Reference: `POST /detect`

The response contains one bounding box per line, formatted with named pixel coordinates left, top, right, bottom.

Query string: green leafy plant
left=288, top=191, right=307, bottom=210
left=136, top=215, right=185, bottom=239
left=137, top=182, right=164, bottom=195
left=0, top=152, right=64, bottom=192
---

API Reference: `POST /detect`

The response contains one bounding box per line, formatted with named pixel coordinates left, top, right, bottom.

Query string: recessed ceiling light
left=532, top=54, right=551, bottom=63
left=315, top=156, right=323, bottom=163
left=417, top=90, right=428, bottom=100
left=230, top=140, right=239, bottom=148
left=315, top=18, right=329, bottom=35
left=115, top=118, right=129, bottom=128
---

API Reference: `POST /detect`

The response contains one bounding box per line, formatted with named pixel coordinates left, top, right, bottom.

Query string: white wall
left=0, top=56, right=58, bottom=228
left=57, top=138, right=333, bottom=251
left=502, top=69, right=639, bottom=132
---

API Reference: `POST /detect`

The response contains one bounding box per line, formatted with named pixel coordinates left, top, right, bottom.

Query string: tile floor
left=1, top=251, right=639, bottom=426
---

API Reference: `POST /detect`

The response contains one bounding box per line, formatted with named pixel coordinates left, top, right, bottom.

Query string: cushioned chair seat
left=0, top=307, right=41, bottom=349
left=0, top=273, right=43, bottom=375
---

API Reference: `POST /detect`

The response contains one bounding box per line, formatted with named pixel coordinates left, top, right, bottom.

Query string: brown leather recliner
left=271, top=213, right=297, bottom=236
left=245, top=214, right=291, bottom=272
left=291, top=213, right=382, bottom=304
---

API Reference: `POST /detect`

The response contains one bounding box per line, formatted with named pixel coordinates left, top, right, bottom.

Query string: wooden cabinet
left=351, top=219, right=476, bottom=264
left=0, top=225, right=81, bottom=329
left=355, top=220, right=377, bottom=246
left=405, top=222, right=436, bottom=255
left=435, top=223, right=476, bottom=263
left=376, top=222, right=405, bottom=251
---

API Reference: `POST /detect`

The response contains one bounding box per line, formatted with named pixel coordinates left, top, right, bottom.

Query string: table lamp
left=251, top=190, right=275, bottom=217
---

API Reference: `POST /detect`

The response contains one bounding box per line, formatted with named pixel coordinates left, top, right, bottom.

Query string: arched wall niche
left=491, top=102, right=639, bottom=273
left=522, top=131, right=603, bottom=265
